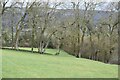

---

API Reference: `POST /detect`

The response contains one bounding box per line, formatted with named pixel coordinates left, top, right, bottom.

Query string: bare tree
left=36, top=2, right=62, bottom=54
left=14, top=1, right=36, bottom=49
left=1, top=0, right=17, bottom=15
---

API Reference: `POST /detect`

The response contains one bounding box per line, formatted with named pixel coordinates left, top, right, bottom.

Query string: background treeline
left=1, top=1, right=119, bottom=64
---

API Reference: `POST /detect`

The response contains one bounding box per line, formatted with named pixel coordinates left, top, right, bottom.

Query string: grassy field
left=2, top=49, right=118, bottom=78
left=4, top=47, right=72, bottom=57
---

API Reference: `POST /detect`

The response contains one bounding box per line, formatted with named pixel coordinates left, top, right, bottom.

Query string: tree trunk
left=14, top=12, right=27, bottom=49
left=55, top=39, right=61, bottom=55
left=11, top=24, right=14, bottom=49
left=31, top=23, right=35, bottom=53
left=38, top=33, right=44, bottom=54
left=79, top=32, right=85, bottom=57
left=14, top=29, right=21, bottom=49
left=89, top=33, right=94, bottom=60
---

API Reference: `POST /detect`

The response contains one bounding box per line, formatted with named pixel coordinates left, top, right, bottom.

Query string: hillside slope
left=2, top=49, right=118, bottom=78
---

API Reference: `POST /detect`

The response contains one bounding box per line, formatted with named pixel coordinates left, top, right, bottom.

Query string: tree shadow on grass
left=2, top=47, right=54, bottom=56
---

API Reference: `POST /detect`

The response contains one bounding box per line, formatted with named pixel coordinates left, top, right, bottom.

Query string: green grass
left=4, top=47, right=72, bottom=57
left=2, top=49, right=118, bottom=78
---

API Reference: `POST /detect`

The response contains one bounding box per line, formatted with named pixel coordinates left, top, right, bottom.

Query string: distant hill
left=2, top=8, right=118, bottom=31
